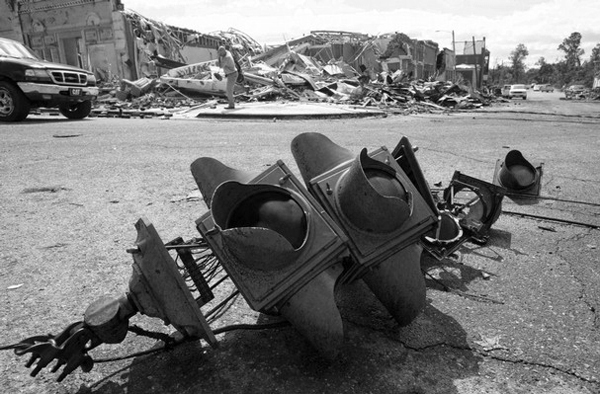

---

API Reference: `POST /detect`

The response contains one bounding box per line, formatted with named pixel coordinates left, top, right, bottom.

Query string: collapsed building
left=1, top=0, right=495, bottom=113
left=0, top=1, right=459, bottom=84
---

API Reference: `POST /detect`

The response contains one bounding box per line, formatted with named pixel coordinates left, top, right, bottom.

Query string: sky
left=121, top=0, right=600, bottom=68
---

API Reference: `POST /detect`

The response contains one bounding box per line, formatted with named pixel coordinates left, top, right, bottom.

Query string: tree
left=509, top=44, right=529, bottom=83
left=558, top=32, right=585, bottom=69
left=489, top=62, right=511, bottom=86
left=591, top=44, right=600, bottom=68
left=579, top=43, right=600, bottom=88
left=536, top=57, right=555, bottom=84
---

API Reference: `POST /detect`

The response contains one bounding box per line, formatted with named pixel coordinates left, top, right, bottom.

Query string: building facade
left=1, top=0, right=223, bottom=81
left=455, top=39, right=489, bottom=89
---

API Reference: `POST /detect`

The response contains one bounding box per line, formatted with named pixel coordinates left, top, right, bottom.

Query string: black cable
left=505, top=194, right=600, bottom=207
left=430, top=189, right=600, bottom=208
left=502, top=210, right=599, bottom=230
left=93, top=320, right=291, bottom=364
left=94, top=346, right=167, bottom=363
left=212, top=321, right=291, bottom=335
left=206, top=291, right=240, bottom=323
left=0, top=343, right=22, bottom=351
left=128, top=325, right=173, bottom=344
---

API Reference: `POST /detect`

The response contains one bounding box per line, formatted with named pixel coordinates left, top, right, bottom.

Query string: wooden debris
left=97, top=29, right=499, bottom=116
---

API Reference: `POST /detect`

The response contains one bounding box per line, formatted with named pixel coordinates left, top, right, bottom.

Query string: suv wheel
left=0, top=81, right=30, bottom=122
left=59, top=100, right=92, bottom=119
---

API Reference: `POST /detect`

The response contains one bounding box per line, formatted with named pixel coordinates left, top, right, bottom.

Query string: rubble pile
left=210, top=28, right=265, bottom=59
left=95, top=29, right=496, bottom=117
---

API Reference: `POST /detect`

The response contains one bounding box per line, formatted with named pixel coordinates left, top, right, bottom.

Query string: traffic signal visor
left=336, top=148, right=412, bottom=234
left=210, top=182, right=306, bottom=271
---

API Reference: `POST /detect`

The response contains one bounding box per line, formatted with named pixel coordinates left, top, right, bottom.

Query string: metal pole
left=452, top=30, right=456, bottom=81
left=472, top=36, right=478, bottom=89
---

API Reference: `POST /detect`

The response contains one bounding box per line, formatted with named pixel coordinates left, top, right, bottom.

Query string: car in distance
left=539, top=84, right=554, bottom=92
left=502, top=84, right=527, bottom=100
left=0, top=37, right=98, bottom=122
left=564, top=84, right=586, bottom=99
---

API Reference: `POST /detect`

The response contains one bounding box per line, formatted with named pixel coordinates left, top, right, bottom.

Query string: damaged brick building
left=0, top=0, right=227, bottom=81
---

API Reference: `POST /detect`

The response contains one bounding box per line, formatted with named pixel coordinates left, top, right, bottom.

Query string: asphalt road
left=1, top=93, right=599, bottom=394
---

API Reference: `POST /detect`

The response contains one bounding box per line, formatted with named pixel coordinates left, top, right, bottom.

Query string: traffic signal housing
left=422, top=171, right=506, bottom=259
left=291, top=132, right=438, bottom=326
left=493, top=150, right=543, bottom=197
left=191, top=157, right=348, bottom=359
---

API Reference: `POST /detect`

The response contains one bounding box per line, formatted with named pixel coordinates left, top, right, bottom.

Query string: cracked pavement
left=1, top=96, right=599, bottom=393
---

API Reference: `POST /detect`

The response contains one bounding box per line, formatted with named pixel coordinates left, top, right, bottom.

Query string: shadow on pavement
left=81, top=277, right=482, bottom=394
left=422, top=228, right=516, bottom=292
left=504, top=194, right=542, bottom=206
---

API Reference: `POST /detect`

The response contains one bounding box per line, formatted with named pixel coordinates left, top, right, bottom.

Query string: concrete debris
left=96, top=30, right=500, bottom=117
left=210, top=28, right=265, bottom=58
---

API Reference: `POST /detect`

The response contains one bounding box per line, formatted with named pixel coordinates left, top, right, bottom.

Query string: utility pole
left=452, top=30, right=456, bottom=82
left=472, top=37, right=478, bottom=89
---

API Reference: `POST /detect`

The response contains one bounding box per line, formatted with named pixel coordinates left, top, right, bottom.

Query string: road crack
left=399, top=339, right=599, bottom=385
left=349, top=314, right=598, bottom=386
left=481, top=351, right=599, bottom=385
left=555, top=230, right=599, bottom=328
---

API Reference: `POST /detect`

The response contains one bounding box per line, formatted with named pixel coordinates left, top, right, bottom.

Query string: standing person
left=217, top=46, right=238, bottom=109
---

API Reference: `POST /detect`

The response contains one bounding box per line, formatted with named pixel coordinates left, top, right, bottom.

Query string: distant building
left=455, top=39, right=490, bottom=89
left=347, top=32, right=442, bottom=81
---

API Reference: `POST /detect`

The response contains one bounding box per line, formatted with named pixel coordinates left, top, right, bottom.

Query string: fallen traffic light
left=192, top=157, right=349, bottom=359
left=493, top=150, right=543, bottom=197
left=423, top=172, right=506, bottom=259
left=291, top=132, right=438, bottom=326
left=391, top=136, right=439, bottom=216
left=13, top=217, right=219, bottom=381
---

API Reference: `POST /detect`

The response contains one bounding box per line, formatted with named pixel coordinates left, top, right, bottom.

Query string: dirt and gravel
left=1, top=94, right=599, bottom=393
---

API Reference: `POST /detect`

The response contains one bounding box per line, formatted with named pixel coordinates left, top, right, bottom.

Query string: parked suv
left=501, top=84, right=527, bottom=100
left=0, top=37, right=98, bottom=122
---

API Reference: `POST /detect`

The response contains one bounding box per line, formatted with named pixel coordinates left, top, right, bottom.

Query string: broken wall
left=436, top=48, right=456, bottom=82
left=420, top=40, right=439, bottom=80
left=121, top=10, right=226, bottom=78
left=456, top=65, right=477, bottom=88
